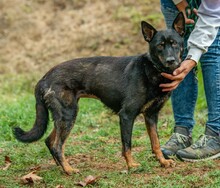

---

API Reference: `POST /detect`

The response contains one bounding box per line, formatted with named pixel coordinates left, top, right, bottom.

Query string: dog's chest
left=141, top=93, right=170, bottom=113
left=141, top=99, right=155, bottom=112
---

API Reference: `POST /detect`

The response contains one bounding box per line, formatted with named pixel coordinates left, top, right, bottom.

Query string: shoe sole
left=177, top=152, right=220, bottom=162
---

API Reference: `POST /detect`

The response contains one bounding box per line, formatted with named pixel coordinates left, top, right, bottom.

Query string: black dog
left=14, top=12, right=185, bottom=175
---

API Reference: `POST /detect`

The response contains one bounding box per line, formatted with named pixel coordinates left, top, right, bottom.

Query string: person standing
left=159, top=0, right=220, bottom=161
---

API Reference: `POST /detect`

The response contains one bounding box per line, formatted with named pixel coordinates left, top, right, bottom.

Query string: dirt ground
left=0, top=0, right=163, bottom=74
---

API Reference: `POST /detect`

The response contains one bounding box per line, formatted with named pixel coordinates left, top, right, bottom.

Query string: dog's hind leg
left=45, top=128, right=60, bottom=166
left=119, top=108, right=140, bottom=169
left=46, top=120, right=79, bottom=175
left=53, top=120, right=79, bottom=175
left=46, top=111, right=79, bottom=174
left=44, top=88, right=79, bottom=175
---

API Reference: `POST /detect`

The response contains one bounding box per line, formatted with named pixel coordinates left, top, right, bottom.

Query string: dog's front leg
left=119, top=110, right=140, bottom=169
left=144, top=113, right=175, bottom=168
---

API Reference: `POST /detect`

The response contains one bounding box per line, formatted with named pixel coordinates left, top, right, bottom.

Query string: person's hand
left=175, top=0, right=198, bottom=25
left=159, top=59, right=197, bottom=92
left=184, top=8, right=198, bottom=25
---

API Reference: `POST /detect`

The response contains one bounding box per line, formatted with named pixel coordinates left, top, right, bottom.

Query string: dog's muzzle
left=164, top=56, right=181, bottom=73
left=166, top=56, right=175, bottom=64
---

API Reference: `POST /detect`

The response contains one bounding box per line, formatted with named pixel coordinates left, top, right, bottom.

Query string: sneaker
left=161, top=126, right=193, bottom=159
left=176, top=127, right=220, bottom=162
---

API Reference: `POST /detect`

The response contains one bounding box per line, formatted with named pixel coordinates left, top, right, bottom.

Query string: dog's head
left=141, top=12, right=185, bottom=74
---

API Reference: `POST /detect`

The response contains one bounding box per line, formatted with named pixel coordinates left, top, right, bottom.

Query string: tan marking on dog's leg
left=61, top=141, right=79, bottom=175
left=48, top=124, right=75, bottom=174
left=123, top=150, right=140, bottom=169
left=51, top=121, right=79, bottom=175
left=147, top=125, right=175, bottom=168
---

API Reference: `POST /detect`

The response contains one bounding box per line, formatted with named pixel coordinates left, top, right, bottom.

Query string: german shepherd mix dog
left=14, top=13, right=185, bottom=175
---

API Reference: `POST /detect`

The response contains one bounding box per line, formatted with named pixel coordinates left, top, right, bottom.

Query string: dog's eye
left=171, top=40, right=177, bottom=46
left=157, top=43, right=164, bottom=50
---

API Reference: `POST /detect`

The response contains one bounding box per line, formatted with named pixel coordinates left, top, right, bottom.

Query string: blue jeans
left=160, top=0, right=220, bottom=133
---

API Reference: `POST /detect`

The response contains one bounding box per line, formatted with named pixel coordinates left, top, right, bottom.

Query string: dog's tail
left=13, top=81, right=49, bottom=143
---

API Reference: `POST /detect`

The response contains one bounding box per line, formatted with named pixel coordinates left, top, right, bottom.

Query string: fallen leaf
left=2, top=156, right=12, bottom=171
left=77, top=181, right=86, bottom=187
left=21, top=171, right=43, bottom=185
left=4, top=156, right=11, bottom=163
left=76, top=175, right=100, bottom=187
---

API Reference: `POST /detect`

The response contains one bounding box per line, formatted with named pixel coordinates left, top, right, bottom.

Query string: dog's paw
left=160, top=159, right=176, bottom=168
left=65, top=168, right=80, bottom=175
left=128, top=162, right=141, bottom=169
left=64, top=166, right=80, bottom=175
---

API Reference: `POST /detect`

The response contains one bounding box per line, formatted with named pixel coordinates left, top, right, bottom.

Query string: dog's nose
left=166, top=57, right=175, bottom=64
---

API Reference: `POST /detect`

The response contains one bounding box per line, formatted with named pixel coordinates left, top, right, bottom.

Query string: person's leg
left=160, top=0, right=177, bottom=29
left=201, top=35, right=220, bottom=134
left=171, top=70, right=198, bottom=131
left=176, top=29, right=220, bottom=161
left=160, top=0, right=198, bottom=158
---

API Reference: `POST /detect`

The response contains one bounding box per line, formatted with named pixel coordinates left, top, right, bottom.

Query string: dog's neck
left=143, top=54, right=173, bottom=86
left=144, top=53, right=172, bottom=74
left=152, top=61, right=168, bottom=73
left=144, top=54, right=166, bottom=74
left=150, top=56, right=172, bottom=74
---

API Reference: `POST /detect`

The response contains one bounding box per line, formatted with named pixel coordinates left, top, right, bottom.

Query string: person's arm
left=160, top=0, right=220, bottom=92
left=187, top=1, right=220, bottom=64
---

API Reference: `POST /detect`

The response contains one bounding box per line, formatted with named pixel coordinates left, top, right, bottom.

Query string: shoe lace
left=167, top=133, right=189, bottom=147
left=191, top=135, right=208, bottom=149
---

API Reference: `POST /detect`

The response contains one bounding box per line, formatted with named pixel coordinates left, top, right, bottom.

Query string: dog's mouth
left=164, top=62, right=181, bottom=74
left=151, top=55, right=181, bottom=74
left=154, top=55, right=181, bottom=74
left=155, top=61, right=180, bottom=74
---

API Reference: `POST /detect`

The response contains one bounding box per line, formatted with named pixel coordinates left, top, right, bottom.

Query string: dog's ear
left=172, top=12, right=185, bottom=37
left=141, top=21, right=157, bottom=42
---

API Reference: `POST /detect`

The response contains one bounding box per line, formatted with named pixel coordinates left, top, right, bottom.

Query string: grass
left=0, top=69, right=220, bottom=188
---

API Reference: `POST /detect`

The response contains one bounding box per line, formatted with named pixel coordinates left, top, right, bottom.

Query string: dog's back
left=39, top=54, right=152, bottom=113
